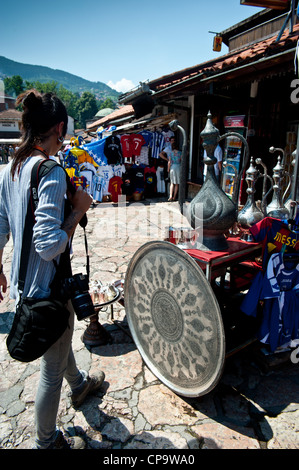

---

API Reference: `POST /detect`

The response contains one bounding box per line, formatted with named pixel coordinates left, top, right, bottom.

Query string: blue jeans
left=34, top=306, right=87, bottom=448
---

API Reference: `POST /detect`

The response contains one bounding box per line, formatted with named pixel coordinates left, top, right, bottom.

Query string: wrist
left=72, top=209, right=85, bottom=224
left=0, top=264, right=3, bottom=275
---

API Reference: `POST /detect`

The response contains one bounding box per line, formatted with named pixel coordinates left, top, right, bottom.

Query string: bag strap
left=18, top=159, right=46, bottom=292
left=18, top=159, right=90, bottom=293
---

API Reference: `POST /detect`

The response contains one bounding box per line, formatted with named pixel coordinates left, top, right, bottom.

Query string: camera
left=61, top=273, right=95, bottom=321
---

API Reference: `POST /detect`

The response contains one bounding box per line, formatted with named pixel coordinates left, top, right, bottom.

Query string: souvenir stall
left=61, top=123, right=177, bottom=203
left=77, top=112, right=298, bottom=399
left=122, top=114, right=299, bottom=398
left=117, top=123, right=177, bottom=200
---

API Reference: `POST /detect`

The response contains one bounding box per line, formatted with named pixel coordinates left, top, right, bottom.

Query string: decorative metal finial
left=201, top=111, right=219, bottom=172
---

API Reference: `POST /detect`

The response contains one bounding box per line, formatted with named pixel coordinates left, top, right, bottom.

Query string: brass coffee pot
left=171, top=112, right=250, bottom=251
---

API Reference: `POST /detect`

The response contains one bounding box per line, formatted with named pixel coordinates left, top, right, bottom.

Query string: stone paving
left=0, top=168, right=299, bottom=450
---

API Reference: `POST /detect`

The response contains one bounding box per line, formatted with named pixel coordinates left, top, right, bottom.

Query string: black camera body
left=61, top=273, right=95, bottom=321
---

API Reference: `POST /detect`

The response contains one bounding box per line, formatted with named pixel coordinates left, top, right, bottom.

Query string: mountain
left=0, top=56, right=120, bottom=100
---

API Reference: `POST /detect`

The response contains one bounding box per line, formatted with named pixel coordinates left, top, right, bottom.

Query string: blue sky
left=1, top=0, right=264, bottom=92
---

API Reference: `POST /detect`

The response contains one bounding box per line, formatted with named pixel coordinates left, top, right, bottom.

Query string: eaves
left=153, top=46, right=296, bottom=99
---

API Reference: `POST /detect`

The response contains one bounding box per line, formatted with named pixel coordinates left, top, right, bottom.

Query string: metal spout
left=255, top=157, right=273, bottom=215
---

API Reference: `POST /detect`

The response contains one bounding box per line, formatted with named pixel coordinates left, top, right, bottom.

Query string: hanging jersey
left=242, top=252, right=299, bottom=351
left=144, top=166, right=157, bottom=197
left=97, top=165, right=114, bottom=195
left=139, top=130, right=153, bottom=146
left=259, top=252, right=299, bottom=351
left=162, top=129, right=174, bottom=145
left=79, top=161, right=97, bottom=174
left=130, top=133, right=145, bottom=156
left=120, top=134, right=131, bottom=159
left=64, top=150, right=80, bottom=177
left=151, top=132, right=165, bottom=159
left=93, top=174, right=105, bottom=202
left=113, top=164, right=126, bottom=177
left=65, top=167, right=78, bottom=179
left=70, top=175, right=88, bottom=191
left=79, top=169, right=94, bottom=196
left=137, top=146, right=149, bottom=166
left=132, top=164, right=145, bottom=191
left=104, top=135, right=123, bottom=165
left=250, top=217, right=299, bottom=270
left=108, top=176, right=123, bottom=203
left=122, top=169, right=135, bottom=196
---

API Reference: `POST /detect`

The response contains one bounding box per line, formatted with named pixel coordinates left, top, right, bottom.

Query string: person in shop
left=159, top=136, right=175, bottom=162
left=203, top=144, right=223, bottom=182
left=2, top=145, right=9, bottom=164
left=0, top=89, right=105, bottom=449
left=9, top=145, right=15, bottom=160
left=159, top=137, right=181, bottom=201
left=0, top=145, right=7, bottom=164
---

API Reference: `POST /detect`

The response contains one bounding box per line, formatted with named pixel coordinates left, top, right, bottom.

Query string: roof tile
left=152, top=23, right=299, bottom=91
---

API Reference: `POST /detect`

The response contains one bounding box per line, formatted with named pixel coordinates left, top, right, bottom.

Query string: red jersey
left=108, top=176, right=123, bottom=203
left=120, top=135, right=131, bottom=159
left=250, top=217, right=299, bottom=269
left=120, top=134, right=145, bottom=158
left=130, top=134, right=145, bottom=156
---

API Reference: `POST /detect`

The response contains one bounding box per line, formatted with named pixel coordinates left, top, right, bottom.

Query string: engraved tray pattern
left=124, top=241, right=226, bottom=397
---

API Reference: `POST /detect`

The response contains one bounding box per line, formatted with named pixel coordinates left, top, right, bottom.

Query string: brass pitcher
left=172, top=112, right=250, bottom=251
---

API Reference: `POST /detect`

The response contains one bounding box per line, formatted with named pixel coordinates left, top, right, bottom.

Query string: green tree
left=24, top=80, right=79, bottom=119
left=4, top=75, right=24, bottom=96
left=5, top=76, right=101, bottom=129
left=74, top=91, right=99, bottom=128
left=57, top=85, right=79, bottom=120
left=99, top=98, right=115, bottom=110
left=25, top=80, right=59, bottom=94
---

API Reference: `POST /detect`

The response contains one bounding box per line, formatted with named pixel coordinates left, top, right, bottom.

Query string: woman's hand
left=67, top=186, right=92, bottom=215
left=63, top=186, right=93, bottom=238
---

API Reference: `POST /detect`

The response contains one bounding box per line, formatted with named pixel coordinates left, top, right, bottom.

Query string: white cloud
left=107, top=78, right=136, bottom=93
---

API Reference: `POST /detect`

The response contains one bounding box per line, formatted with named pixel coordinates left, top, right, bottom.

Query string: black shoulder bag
left=6, top=160, right=73, bottom=362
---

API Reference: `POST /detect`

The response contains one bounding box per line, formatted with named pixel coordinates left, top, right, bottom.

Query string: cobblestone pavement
left=0, top=162, right=298, bottom=450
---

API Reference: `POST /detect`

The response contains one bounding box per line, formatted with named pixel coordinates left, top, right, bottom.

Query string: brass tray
left=124, top=241, right=226, bottom=397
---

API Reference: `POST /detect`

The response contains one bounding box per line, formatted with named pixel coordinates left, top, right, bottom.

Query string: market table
left=184, top=237, right=262, bottom=285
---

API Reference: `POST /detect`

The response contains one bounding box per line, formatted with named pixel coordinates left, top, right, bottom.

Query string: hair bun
left=22, top=90, right=42, bottom=111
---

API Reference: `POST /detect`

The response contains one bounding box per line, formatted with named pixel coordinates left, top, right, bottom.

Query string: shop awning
left=115, top=113, right=178, bottom=133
